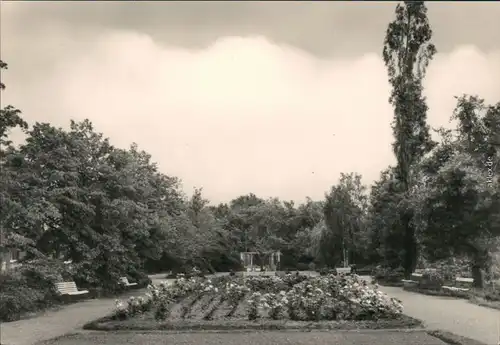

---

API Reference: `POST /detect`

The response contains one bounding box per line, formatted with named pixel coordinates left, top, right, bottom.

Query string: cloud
left=2, top=29, right=500, bottom=203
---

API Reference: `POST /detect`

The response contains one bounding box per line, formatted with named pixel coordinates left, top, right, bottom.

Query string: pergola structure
left=240, top=251, right=281, bottom=271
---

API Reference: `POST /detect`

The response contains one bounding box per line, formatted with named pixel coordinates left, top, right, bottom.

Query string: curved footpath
left=1, top=296, right=121, bottom=345
left=0, top=275, right=498, bottom=345
left=378, top=285, right=500, bottom=345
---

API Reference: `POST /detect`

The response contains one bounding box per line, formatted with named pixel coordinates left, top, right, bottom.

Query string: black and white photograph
left=1, top=1, right=499, bottom=345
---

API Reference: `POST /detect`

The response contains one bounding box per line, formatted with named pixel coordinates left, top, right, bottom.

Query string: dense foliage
left=1, top=1, right=499, bottom=322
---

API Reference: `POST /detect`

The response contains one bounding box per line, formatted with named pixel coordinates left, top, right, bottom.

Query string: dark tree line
left=1, top=2, right=499, bottom=290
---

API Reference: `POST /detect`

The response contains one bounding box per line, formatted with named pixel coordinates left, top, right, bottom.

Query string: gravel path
left=0, top=290, right=146, bottom=345
left=39, top=330, right=447, bottom=345
left=378, top=285, right=500, bottom=345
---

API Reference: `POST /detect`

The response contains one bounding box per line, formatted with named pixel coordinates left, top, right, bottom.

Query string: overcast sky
left=1, top=1, right=500, bottom=204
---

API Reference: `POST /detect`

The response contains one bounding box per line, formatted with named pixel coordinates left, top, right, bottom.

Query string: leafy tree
left=0, top=61, right=28, bottom=147
left=383, top=1, right=437, bottom=277
left=284, top=198, right=324, bottom=267
left=411, top=97, right=500, bottom=287
left=0, top=60, right=31, bottom=272
left=366, top=167, right=406, bottom=268
left=322, top=173, right=369, bottom=267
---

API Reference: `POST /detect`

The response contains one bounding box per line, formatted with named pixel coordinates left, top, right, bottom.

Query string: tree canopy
left=1, top=1, right=499, bottom=289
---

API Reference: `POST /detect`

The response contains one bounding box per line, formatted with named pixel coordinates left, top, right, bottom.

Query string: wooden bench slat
left=442, top=286, right=469, bottom=292
left=411, top=273, right=423, bottom=281
left=402, top=279, right=418, bottom=288
left=119, top=277, right=138, bottom=287
left=55, top=281, right=88, bottom=296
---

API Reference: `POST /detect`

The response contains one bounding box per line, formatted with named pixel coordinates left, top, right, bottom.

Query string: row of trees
left=378, top=2, right=499, bottom=284
left=1, top=2, right=499, bottom=290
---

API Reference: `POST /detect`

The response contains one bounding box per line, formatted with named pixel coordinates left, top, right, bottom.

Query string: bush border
left=372, top=279, right=404, bottom=287
left=468, top=296, right=500, bottom=311
left=83, top=313, right=423, bottom=332
left=402, top=285, right=500, bottom=311
left=426, top=330, right=490, bottom=345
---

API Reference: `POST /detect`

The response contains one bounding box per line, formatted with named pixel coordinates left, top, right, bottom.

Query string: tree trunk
left=471, top=257, right=485, bottom=288
left=402, top=212, right=417, bottom=279
left=0, top=251, right=5, bottom=273
left=471, top=265, right=484, bottom=288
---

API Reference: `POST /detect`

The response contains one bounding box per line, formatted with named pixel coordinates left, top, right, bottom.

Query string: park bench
left=411, top=273, right=423, bottom=281
left=119, top=277, right=138, bottom=288
left=442, top=286, right=470, bottom=292
left=336, top=267, right=352, bottom=275
left=401, top=279, right=418, bottom=288
left=455, top=277, right=473, bottom=284
left=442, top=277, right=473, bottom=292
left=455, top=277, right=473, bottom=289
left=400, top=272, right=422, bottom=288
left=55, top=281, right=89, bottom=296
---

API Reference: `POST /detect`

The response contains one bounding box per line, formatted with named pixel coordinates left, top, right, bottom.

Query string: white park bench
left=442, top=277, right=473, bottom=292
left=454, top=277, right=473, bottom=289
left=55, top=281, right=89, bottom=296
left=455, top=277, right=473, bottom=284
left=411, top=273, right=423, bottom=281
left=119, top=277, right=138, bottom=287
left=401, top=279, right=418, bottom=288
left=336, top=267, right=352, bottom=275
left=442, top=286, right=470, bottom=292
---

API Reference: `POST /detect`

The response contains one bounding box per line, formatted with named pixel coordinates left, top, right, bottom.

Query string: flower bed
left=84, top=273, right=422, bottom=331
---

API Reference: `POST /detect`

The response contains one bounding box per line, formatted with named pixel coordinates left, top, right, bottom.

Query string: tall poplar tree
left=383, top=2, right=436, bottom=278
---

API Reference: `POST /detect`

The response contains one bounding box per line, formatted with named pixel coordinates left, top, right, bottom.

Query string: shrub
left=471, top=286, right=500, bottom=302
left=419, top=269, right=444, bottom=290
left=244, top=276, right=288, bottom=293
left=246, top=292, right=260, bottom=320
left=261, top=291, right=288, bottom=320
left=372, top=266, right=404, bottom=284
left=128, top=270, right=152, bottom=289
left=484, top=288, right=500, bottom=301
left=281, top=273, right=308, bottom=287
left=0, top=259, right=67, bottom=322
left=0, top=285, right=46, bottom=321
left=428, top=257, right=471, bottom=280
left=225, top=282, right=249, bottom=307
left=296, top=263, right=309, bottom=271
left=356, top=264, right=376, bottom=275
left=489, top=250, right=500, bottom=281
left=319, top=268, right=328, bottom=276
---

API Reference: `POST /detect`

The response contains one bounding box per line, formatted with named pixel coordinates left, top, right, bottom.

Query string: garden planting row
left=85, top=273, right=422, bottom=331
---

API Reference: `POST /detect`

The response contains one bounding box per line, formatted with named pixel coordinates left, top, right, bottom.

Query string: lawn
left=84, top=273, right=422, bottom=331
left=39, top=330, right=451, bottom=345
